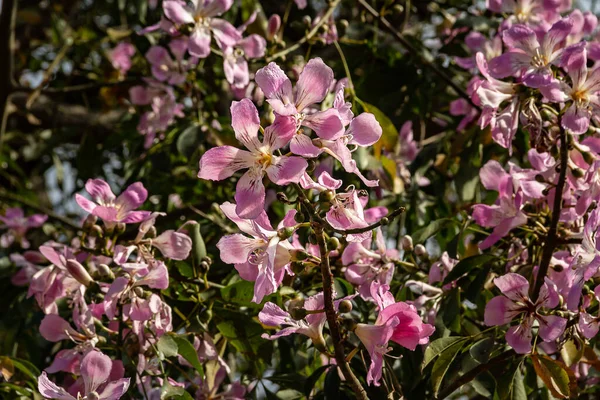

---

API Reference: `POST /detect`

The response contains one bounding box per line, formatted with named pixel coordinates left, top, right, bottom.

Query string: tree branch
left=530, top=124, right=568, bottom=301
left=0, top=190, right=81, bottom=230
left=313, top=221, right=369, bottom=400
left=10, top=91, right=125, bottom=134
left=0, top=0, right=17, bottom=143
left=357, top=0, right=480, bottom=110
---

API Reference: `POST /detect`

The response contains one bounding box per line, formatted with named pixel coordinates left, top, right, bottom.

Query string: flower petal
left=198, top=146, right=254, bottom=180
left=81, top=351, right=112, bottom=394
left=234, top=170, right=266, bottom=220
left=295, top=58, right=334, bottom=111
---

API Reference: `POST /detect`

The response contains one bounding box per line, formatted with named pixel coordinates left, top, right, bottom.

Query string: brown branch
left=530, top=124, right=568, bottom=301
left=313, top=221, right=369, bottom=400
left=10, top=91, right=125, bottom=134
left=357, top=0, right=480, bottom=110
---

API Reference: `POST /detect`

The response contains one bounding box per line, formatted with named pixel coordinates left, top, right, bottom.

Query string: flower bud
left=97, top=263, right=115, bottom=280
left=582, top=151, right=595, bottom=165
left=414, top=244, right=428, bottom=258
left=83, top=214, right=98, bottom=231
left=276, top=192, right=289, bottom=203
left=87, top=392, right=100, bottom=400
left=401, top=235, right=413, bottom=251
left=66, top=259, right=94, bottom=287
left=294, top=212, right=305, bottom=223
left=572, top=168, right=585, bottom=178
left=327, top=237, right=340, bottom=250
left=534, top=174, right=545, bottom=183
left=342, top=317, right=357, bottom=331
left=134, top=286, right=145, bottom=298
left=277, top=227, right=295, bottom=240
left=267, top=14, right=281, bottom=41
left=321, top=190, right=335, bottom=202
left=289, top=307, right=308, bottom=320
left=292, top=250, right=309, bottom=261
left=338, top=299, right=352, bottom=313
left=380, top=217, right=389, bottom=226
left=302, top=15, right=312, bottom=26
left=90, top=225, right=104, bottom=237
left=115, top=222, right=126, bottom=235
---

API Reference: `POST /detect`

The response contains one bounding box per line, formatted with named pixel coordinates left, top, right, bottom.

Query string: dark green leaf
left=176, top=124, right=201, bottom=158
left=441, top=288, right=461, bottom=332
left=157, top=334, right=178, bottom=358
left=497, top=364, right=527, bottom=400
left=324, top=365, right=341, bottom=400
left=412, top=219, right=455, bottom=244
left=443, top=254, right=496, bottom=285
left=172, top=335, right=204, bottom=378
left=431, top=340, right=466, bottom=396
left=423, top=337, right=468, bottom=370
left=305, top=366, right=330, bottom=397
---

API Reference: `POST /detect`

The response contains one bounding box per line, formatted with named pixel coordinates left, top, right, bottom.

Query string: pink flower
left=579, top=286, right=600, bottom=338
left=75, top=179, right=150, bottom=226
left=455, top=32, right=502, bottom=70
left=428, top=251, right=458, bottom=289
left=259, top=292, right=353, bottom=350
left=109, top=43, right=135, bottom=75
left=484, top=273, right=566, bottom=354
left=162, top=0, right=240, bottom=58
left=255, top=58, right=344, bottom=144
left=342, top=228, right=398, bottom=298
left=472, top=160, right=528, bottom=249
left=145, top=38, right=197, bottom=85
left=215, top=202, right=297, bottom=302
left=198, top=98, right=308, bottom=219
left=38, top=351, right=130, bottom=400
left=488, top=18, right=573, bottom=88
left=354, top=282, right=434, bottom=386
left=540, top=46, right=600, bottom=134
left=222, top=34, right=266, bottom=90
left=151, top=229, right=192, bottom=260
left=0, top=207, right=47, bottom=248
left=326, top=187, right=372, bottom=242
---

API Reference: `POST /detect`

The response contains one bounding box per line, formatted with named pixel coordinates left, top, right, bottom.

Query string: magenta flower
left=145, top=38, right=198, bottom=85
left=472, top=160, right=527, bottom=249
left=223, top=34, right=266, bottom=90
left=259, top=292, right=353, bottom=351
left=0, top=207, right=47, bottom=248
left=198, top=98, right=308, bottom=219
left=326, top=187, right=372, bottom=242
left=255, top=58, right=344, bottom=143
left=38, top=351, right=130, bottom=400
left=163, top=0, right=240, bottom=58
left=454, top=31, right=502, bottom=70
left=109, top=42, right=135, bottom=75
left=342, top=228, right=398, bottom=299
left=488, top=18, right=573, bottom=88
left=484, top=273, right=566, bottom=354
left=215, top=202, right=297, bottom=303
left=540, top=47, right=600, bottom=134
left=354, top=282, right=434, bottom=386
left=75, top=179, right=150, bottom=226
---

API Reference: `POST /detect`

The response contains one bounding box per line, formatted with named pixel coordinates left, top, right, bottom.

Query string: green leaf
left=324, top=365, right=341, bottom=400
left=304, top=366, right=330, bottom=397
left=497, top=364, right=527, bottom=400
left=334, top=278, right=354, bottom=297
left=360, top=102, right=398, bottom=158
left=161, top=382, right=193, bottom=399
left=423, top=337, right=468, bottom=370
left=172, top=335, right=204, bottom=378
left=560, top=337, right=584, bottom=367
left=266, top=373, right=307, bottom=393
left=176, top=124, right=202, bottom=159
left=441, top=288, right=461, bottom=332
left=411, top=219, right=455, bottom=244
left=531, top=355, right=571, bottom=399
left=443, top=254, right=496, bottom=285
left=157, top=335, right=178, bottom=359
left=469, top=337, right=495, bottom=364
left=221, top=280, right=256, bottom=305
left=431, top=340, right=466, bottom=396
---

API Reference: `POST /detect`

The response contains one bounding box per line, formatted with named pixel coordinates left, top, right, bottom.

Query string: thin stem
left=357, top=0, right=480, bottom=110
left=313, top=221, right=369, bottom=400
left=333, top=41, right=354, bottom=93
left=530, top=125, right=568, bottom=302
left=0, top=190, right=81, bottom=230
left=267, top=0, right=341, bottom=62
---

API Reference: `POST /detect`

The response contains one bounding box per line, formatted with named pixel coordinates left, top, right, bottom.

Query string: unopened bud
left=115, top=222, right=126, bottom=235
left=327, top=237, right=340, bottom=250
left=302, top=15, right=312, bottom=26
left=83, top=214, right=98, bottom=231
left=90, top=225, right=104, bottom=237
left=289, top=307, right=308, bottom=320
left=582, top=151, right=595, bottom=165
left=401, top=235, right=413, bottom=251
left=66, top=259, right=94, bottom=287
left=572, top=168, right=585, bottom=178
left=336, top=19, right=348, bottom=37
left=267, top=14, right=281, bottom=41
left=276, top=192, right=289, bottom=203
left=293, top=250, right=308, bottom=261
left=200, top=260, right=211, bottom=271
left=414, top=244, right=428, bottom=258
left=321, top=190, right=335, bottom=202
left=338, top=299, right=353, bottom=313
left=277, top=227, right=295, bottom=240
left=307, top=160, right=316, bottom=172
left=134, top=286, right=145, bottom=297
left=380, top=217, right=389, bottom=226
left=308, top=233, right=318, bottom=245
left=542, top=187, right=551, bottom=196
left=87, top=392, right=100, bottom=400
left=97, top=263, right=114, bottom=280
left=147, top=226, right=157, bottom=239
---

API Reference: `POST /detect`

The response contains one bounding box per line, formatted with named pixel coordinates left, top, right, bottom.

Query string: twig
left=0, top=190, right=81, bottom=230
left=0, top=0, right=17, bottom=145
left=357, top=0, right=480, bottom=110
left=266, top=0, right=341, bottom=62
left=530, top=124, right=568, bottom=301
left=13, top=78, right=141, bottom=94
left=313, top=221, right=369, bottom=400
left=436, top=350, right=517, bottom=399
